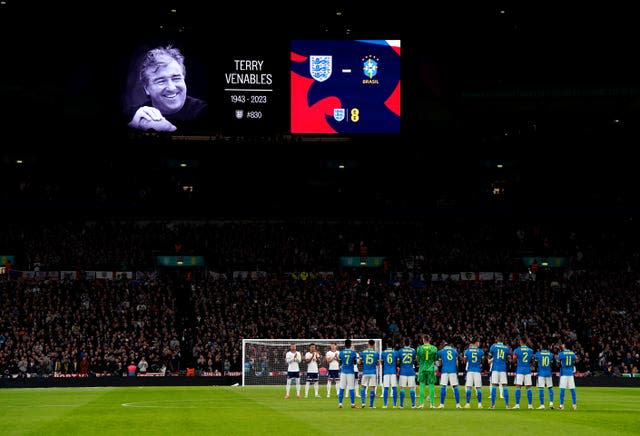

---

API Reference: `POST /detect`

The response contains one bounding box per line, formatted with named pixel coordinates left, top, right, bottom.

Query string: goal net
left=242, top=338, right=382, bottom=386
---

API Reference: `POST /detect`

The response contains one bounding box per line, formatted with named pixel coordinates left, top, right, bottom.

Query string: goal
left=242, top=338, right=382, bottom=386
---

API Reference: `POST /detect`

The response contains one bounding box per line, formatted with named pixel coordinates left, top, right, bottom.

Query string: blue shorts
left=287, top=371, right=300, bottom=379
left=306, top=372, right=319, bottom=381
left=328, top=369, right=340, bottom=379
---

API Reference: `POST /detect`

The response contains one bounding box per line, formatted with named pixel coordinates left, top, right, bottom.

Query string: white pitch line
left=121, top=399, right=237, bottom=409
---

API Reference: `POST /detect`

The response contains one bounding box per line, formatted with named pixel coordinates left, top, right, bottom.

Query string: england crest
left=333, top=108, right=345, bottom=122
left=310, top=55, right=332, bottom=82
left=235, top=109, right=244, bottom=119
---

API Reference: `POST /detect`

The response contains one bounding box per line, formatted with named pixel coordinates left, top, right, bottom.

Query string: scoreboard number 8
left=350, top=108, right=359, bottom=122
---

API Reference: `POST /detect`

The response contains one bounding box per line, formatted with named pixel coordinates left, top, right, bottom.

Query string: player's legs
left=438, top=373, right=449, bottom=407
left=346, top=374, right=356, bottom=406
left=286, top=371, right=299, bottom=399
left=338, top=374, right=346, bottom=406
left=449, top=374, right=461, bottom=407
left=398, top=375, right=408, bottom=408
left=328, top=370, right=339, bottom=397
left=514, top=374, right=524, bottom=408
left=426, top=370, right=436, bottom=407
left=559, top=376, right=568, bottom=409
left=491, top=372, right=508, bottom=408
left=560, top=376, right=576, bottom=409
left=465, top=372, right=482, bottom=407
left=382, top=374, right=389, bottom=407
left=362, top=375, right=377, bottom=408
left=360, top=375, right=373, bottom=407
left=408, top=376, right=416, bottom=407
left=306, top=373, right=319, bottom=397
left=382, top=374, right=397, bottom=407
left=465, top=372, right=473, bottom=406
left=537, top=376, right=545, bottom=407
left=490, top=371, right=498, bottom=407
left=398, top=376, right=415, bottom=408
left=500, top=373, right=509, bottom=407
left=524, top=375, right=533, bottom=408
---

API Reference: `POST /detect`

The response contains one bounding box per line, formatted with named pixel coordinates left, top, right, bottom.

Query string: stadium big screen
left=117, top=36, right=288, bottom=136
left=291, top=40, right=401, bottom=134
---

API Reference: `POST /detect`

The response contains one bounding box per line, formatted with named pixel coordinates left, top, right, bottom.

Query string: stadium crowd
left=1, top=270, right=638, bottom=377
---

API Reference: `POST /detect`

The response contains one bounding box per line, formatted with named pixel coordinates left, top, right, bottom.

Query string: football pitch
left=0, top=386, right=639, bottom=435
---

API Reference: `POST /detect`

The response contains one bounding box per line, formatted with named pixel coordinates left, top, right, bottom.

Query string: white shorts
left=440, top=373, right=459, bottom=386
left=514, top=374, right=532, bottom=386
left=465, top=372, right=482, bottom=388
left=361, top=374, right=377, bottom=387
left=559, top=376, right=575, bottom=389
left=537, top=376, right=553, bottom=388
left=490, top=371, right=508, bottom=385
left=398, top=375, right=416, bottom=388
left=382, top=374, right=397, bottom=387
left=339, top=373, right=355, bottom=390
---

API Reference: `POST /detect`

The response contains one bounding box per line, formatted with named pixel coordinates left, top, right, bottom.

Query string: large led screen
left=120, top=39, right=284, bottom=135
left=291, top=40, right=401, bottom=134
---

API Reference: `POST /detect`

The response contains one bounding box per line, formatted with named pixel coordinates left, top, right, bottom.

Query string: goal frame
left=241, top=338, right=382, bottom=386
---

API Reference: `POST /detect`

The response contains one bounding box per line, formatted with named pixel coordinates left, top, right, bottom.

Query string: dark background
left=1, top=1, right=639, bottom=217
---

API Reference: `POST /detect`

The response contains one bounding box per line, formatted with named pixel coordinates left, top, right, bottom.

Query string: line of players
left=284, top=336, right=578, bottom=410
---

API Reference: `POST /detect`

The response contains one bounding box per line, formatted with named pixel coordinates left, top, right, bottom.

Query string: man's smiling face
left=144, top=57, right=187, bottom=115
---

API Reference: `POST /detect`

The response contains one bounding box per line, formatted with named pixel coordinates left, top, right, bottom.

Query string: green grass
left=0, top=386, right=639, bottom=435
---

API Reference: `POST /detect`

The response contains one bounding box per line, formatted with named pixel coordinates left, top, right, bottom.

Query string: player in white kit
left=304, top=343, right=321, bottom=398
left=325, top=342, right=340, bottom=397
left=285, top=343, right=302, bottom=399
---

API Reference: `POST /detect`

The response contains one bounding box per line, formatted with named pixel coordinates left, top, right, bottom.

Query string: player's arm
left=325, top=352, right=333, bottom=364
left=305, top=352, right=312, bottom=364
left=286, top=353, right=294, bottom=364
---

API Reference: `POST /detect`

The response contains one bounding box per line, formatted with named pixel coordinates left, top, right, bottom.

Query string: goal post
left=242, top=338, right=382, bottom=386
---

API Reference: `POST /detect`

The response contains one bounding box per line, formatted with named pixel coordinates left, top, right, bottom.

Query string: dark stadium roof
left=1, top=1, right=639, bottom=217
